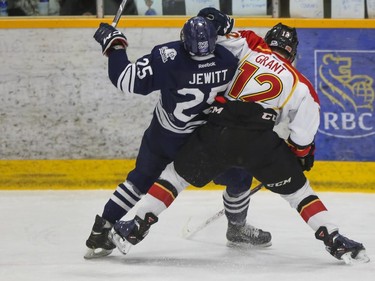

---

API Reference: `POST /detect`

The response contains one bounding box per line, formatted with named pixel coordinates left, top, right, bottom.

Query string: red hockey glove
left=94, top=23, right=128, bottom=56
left=286, top=137, right=315, bottom=171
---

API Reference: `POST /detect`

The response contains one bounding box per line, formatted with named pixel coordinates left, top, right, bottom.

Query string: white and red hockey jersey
left=217, top=30, right=320, bottom=147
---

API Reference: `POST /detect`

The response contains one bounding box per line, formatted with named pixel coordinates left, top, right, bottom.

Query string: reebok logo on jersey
left=159, top=46, right=177, bottom=63
left=198, top=62, right=216, bottom=68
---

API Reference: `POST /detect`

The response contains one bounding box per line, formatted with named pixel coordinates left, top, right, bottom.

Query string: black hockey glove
left=286, top=138, right=315, bottom=171
left=94, top=23, right=128, bottom=56
left=197, top=7, right=234, bottom=35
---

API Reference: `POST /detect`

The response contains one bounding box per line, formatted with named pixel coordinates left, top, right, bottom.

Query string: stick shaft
left=249, top=182, right=263, bottom=196
left=112, top=0, right=128, bottom=27
left=183, top=182, right=264, bottom=239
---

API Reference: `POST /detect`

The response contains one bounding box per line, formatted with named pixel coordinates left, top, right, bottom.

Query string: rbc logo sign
left=316, top=51, right=374, bottom=139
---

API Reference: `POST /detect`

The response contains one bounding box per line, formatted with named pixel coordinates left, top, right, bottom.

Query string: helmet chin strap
left=190, top=54, right=216, bottom=60
left=272, top=49, right=295, bottom=63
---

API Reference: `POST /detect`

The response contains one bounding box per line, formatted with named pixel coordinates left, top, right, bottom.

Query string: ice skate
left=84, top=215, right=116, bottom=259
left=112, top=212, right=158, bottom=255
left=315, top=226, right=370, bottom=265
left=226, top=222, right=272, bottom=248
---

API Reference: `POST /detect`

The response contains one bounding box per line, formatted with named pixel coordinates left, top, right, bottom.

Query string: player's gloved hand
left=286, top=138, right=315, bottom=171
left=93, top=23, right=128, bottom=56
left=197, top=7, right=234, bottom=35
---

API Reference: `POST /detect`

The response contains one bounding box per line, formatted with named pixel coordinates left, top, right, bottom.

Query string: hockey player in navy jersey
left=84, top=16, right=271, bottom=259
left=110, top=9, right=369, bottom=264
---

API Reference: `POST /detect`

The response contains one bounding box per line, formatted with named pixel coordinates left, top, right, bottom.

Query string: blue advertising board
left=297, top=29, right=375, bottom=161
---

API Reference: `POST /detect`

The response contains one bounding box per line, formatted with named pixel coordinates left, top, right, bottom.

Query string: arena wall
left=0, top=18, right=374, bottom=191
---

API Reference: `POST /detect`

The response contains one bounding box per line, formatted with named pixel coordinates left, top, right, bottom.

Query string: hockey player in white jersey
left=111, top=8, right=370, bottom=265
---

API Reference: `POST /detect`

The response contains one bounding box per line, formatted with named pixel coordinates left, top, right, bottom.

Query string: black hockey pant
left=174, top=122, right=307, bottom=195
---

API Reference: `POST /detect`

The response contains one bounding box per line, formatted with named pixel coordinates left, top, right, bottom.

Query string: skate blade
left=84, top=247, right=113, bottom=259
left=111, top=232, right=133, bottom=255
left=341, top=250, right=370, bottom=265
left=226, top=240, right=272, bottom=249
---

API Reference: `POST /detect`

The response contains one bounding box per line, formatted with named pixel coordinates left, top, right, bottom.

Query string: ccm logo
left=262, top=112, right=276, bottom=121
left=266, top=177, right=291, bottom=187
left=211, top=106, right=224, bottom=114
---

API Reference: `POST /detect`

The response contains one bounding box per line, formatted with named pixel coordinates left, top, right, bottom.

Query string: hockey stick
left=111, top=0, right=129, bottom=27
left=182, top=182, right=264, bottom=239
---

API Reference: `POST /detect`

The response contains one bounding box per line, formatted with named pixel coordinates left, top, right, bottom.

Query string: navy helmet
left=180, top=16, right=217, bottom=56
left=264, top=23, right=299, bottom=62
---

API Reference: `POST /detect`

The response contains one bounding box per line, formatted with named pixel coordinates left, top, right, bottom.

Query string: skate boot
left=226, top=222, right=272, bottom=248
left=112, top=212, right=158, bottom=255
left=84, top=215, right=116, bottom=259
left=315, top=226, right=370, bottom=264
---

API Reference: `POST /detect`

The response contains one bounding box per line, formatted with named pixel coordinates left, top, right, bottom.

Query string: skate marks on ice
left=0, top=190, right=373, bottom=281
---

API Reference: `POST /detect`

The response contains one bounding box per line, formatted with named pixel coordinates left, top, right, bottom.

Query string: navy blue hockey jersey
left=108, top=41, right=238, bottom=134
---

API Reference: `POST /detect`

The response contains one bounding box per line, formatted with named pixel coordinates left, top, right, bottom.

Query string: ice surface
left=0, top=190, right=373, bottom=281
